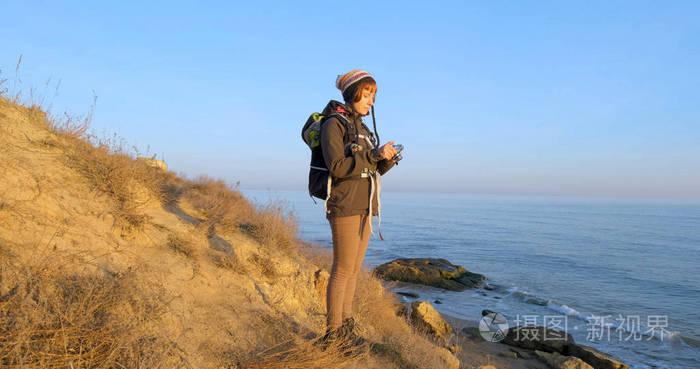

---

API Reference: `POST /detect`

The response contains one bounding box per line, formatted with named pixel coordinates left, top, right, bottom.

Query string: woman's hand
left=377, top=141, right=398, bottom=161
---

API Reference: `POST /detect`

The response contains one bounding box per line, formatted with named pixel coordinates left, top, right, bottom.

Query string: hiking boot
left=339, top=317, right=369, bottom=356
left=341, top=317, right=356, bottom=333
left=313, top=327, right=346, bottom=351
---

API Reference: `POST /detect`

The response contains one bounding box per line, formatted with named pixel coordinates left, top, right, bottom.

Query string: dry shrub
left=167, top=234, right=194, bottom=257
left=47, top=93, right=95, bottom=139
left=7, top=73, right=168, bottom=231
left=0, top=253, right=187, bottom=368
left=241, top=338, right=368, bottom=369
left=247, top=253, right=277, bottom=279
left=179, top=176, right=298, bottom=253
left=182, top=176, right=253, bottom=234
left=208, top=249, right=246, bottom=273
left=62, top=132, right=166, bottom=231
left=159, top=171, right=189, bottom=206
left=179, top=177, right=299, bottom=257
left=239, top=202, right=298, bottom=252
left=239, top=310, right=369, bottom=369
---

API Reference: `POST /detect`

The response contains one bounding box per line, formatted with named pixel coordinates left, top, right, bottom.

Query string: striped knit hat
left=335, top=69, right=374, bottom=96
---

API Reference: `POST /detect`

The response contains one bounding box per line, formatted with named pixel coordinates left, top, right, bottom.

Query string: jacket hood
left=322, top=100, right=360, bottom=119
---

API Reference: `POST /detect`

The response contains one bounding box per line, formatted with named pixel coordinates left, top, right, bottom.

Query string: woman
left=317, top=70, right=400, bottom=347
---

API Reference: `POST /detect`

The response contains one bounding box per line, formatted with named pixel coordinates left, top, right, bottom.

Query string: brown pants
left=325, top=213, right=371, bottom=330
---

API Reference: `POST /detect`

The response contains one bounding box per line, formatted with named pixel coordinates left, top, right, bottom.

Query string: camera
left=391, top=144, right=404, bottom=162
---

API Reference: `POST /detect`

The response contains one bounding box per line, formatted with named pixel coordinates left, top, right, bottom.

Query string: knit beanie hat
left=336, top=69, right=375, bottom=102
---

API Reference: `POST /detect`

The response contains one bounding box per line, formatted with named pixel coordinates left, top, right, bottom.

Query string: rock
left=410, top=300, right=453, bottom=344
left=498, top=350, right=520, bottom=359
left=535, top=350, right=593, bottom=369
left=461, top=326, right=481, bottom=340
left=433, top=299, right=442, bottom=304
left=136, top=157, right=167, bottom=170
left=438, top=347, right=460, bottom=369
left=396, top=291, right=419, bottom=299
left=567, top=343, right=629, bottom=369
left=508, top=347, right=525, bottom=358
left=478, top=366, right=497, bottom=369
left=502, top=325, right=574, bottom=354
left=482, top=309, right=497, bottom=317
left=373, top=258, right=486, bottom=291
left=313, top=269, right=329, bottom=311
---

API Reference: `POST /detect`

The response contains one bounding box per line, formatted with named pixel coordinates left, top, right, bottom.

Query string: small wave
left=546, top=301, right=588, bottom=319
left=503, top=287, right=553, bottom=307
left=502, top=286, right=691, bottom=345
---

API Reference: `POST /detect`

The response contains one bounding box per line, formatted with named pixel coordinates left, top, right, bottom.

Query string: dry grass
left=0, top=250, right=187, bottom=369
left=247, top=252, right=277, bottom=279
left=241, top=337, right=370, bottom=369
left=238, top=202, right=298, bottom=252
left=207, top=249, right=246, bottom=273
left=180, top=176, right=298, bottom=255
left=182, top=176, right=253, bottom=234
left=2, top=64, right=166, bottom=233
left=62, top=132, right=166, bottom=232
left=167, top=234, right=195, bottom=257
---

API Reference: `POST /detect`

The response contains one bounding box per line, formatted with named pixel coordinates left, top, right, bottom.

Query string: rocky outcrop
left=502, top=325, right=574, bottom=354
left=535, top=350, right=594, bottom=369
left=567, top=343, right=629, bottom=369
left=410, top=300, right=453, bottom=345
left=373, top=258, right=486, bottom=291
left=136, top=157, right=167, bottom=170
left=502, top=324, right=629, bottom=369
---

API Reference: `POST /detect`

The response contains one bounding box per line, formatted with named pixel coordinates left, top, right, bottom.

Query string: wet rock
left=567, top=343, right=629, bottom=369
left=373, top=258, right=486, bottom=291
left=535, top=350, right=593, bottom=369
left=461, top=326, right=482, bottom=340
left=397, top=291, right=419, bottom=298
left=502, top=325, right=574, bottom=354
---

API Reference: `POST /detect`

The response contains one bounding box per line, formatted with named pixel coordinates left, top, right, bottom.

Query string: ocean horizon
left=242, top=189, right=700, bottom=369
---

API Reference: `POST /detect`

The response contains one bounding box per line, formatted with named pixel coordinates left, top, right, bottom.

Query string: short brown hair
left=343, top=77, right=377, bottom=104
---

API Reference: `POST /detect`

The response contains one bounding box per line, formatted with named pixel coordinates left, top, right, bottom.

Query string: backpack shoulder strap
left=323, top=112, right=356, bottom=145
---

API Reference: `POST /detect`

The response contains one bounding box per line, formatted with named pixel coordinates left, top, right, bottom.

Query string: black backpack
left=301, top=100, right=358, bottom=200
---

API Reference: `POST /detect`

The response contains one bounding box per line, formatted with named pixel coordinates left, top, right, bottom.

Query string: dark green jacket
left=320, top=102, right=395, bottom=217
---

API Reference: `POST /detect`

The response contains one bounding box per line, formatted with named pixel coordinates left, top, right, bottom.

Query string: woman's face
left=352, top=86, right=376, bottom=116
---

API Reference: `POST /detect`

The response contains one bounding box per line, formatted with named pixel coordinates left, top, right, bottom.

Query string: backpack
left=301, top=100, right=357, bottom=200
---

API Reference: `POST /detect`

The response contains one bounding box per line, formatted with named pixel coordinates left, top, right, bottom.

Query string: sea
left=242, top=189, right=700, bottom=369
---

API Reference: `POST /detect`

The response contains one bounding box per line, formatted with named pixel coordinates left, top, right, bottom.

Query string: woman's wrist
left=370, top=148, right=382, bottom=162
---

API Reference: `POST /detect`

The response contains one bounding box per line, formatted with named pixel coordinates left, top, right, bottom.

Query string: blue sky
left=2, top=1, right=699, bottom=200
